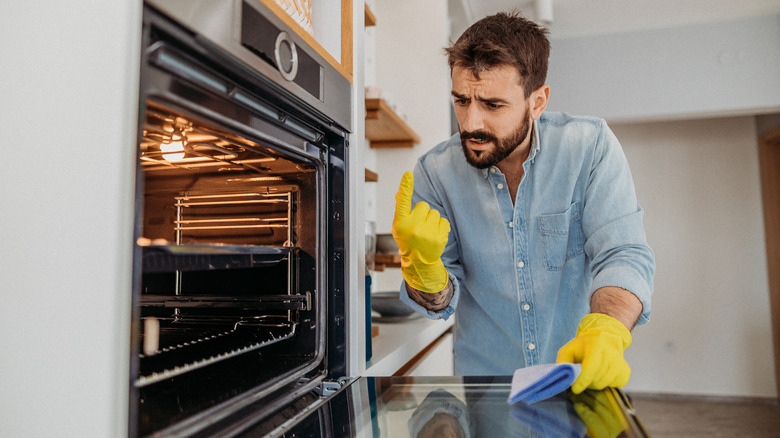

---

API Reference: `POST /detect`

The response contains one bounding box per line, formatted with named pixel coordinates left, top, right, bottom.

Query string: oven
left=130, top=1, right=351, bottom=435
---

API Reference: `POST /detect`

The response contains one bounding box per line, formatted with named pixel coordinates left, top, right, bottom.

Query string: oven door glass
left=237, top=376, right=651, bottom=437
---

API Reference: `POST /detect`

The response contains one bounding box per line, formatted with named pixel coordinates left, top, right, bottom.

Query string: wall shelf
left=364, top=3, right=376, bottom=27
left=365, top=168, right=378, bottom=182
left=374, top=253, right=401, bottom=271
left=365, top=98, right=420, bottom=148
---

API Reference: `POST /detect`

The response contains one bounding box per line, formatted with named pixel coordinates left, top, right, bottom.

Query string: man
left=392, top=12, right=655, bottom=394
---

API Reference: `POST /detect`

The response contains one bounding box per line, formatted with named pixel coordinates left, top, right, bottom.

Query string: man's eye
left=485, top=102, right=502, bottom=110
left=454, top=98, right=469, bottom=106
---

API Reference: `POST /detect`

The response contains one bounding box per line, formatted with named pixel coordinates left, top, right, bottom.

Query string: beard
left=460, top=108, right=531, bottom=169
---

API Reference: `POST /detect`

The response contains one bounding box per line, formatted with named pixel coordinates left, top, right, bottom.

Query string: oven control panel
left=240, top=1, right=322, bottom=101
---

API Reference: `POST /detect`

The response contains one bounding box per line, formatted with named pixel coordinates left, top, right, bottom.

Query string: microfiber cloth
left=507, top=363, right=582, bottom=405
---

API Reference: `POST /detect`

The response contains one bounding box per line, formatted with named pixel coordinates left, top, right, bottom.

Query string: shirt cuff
left=589, top=266, right=653, bottom=325
left=399, top=271, right=459, bottom=321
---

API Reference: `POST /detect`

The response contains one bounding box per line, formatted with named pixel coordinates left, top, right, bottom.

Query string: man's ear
left=529, top=85, right=550, bottom=120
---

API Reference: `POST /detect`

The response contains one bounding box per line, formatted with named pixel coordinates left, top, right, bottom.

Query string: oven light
left=161, top=139, right=186, bottom=162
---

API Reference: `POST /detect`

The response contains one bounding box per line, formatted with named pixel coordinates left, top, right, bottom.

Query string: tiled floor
left=629, top=393, right=780, bottom=437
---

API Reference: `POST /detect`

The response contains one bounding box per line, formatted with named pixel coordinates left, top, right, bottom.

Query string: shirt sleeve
left=398, top=271, right=459, bottom=320
left=583, top=120, right=656, bottom=325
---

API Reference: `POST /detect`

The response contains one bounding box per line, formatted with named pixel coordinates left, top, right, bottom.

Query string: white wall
left=0, top=2, right=141, bottom=436
left=617, top=116, right=777, bottom=397
left=546, top=13, right=780, bottom=122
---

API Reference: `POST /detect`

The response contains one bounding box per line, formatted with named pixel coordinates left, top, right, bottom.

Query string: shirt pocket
left=538, top=202, right=585, bottom=271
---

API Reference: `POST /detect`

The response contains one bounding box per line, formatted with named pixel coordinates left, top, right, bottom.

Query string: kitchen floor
left=629, top=393, right=780, bottom=437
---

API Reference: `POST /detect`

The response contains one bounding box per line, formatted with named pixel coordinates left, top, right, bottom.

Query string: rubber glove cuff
left=401, top=254, right=448, bottom=293
left=557, top=313, right=632, bottom=394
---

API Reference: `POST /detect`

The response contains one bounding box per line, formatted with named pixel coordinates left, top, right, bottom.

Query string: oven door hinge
left=319, top=377, right=353, bottom=397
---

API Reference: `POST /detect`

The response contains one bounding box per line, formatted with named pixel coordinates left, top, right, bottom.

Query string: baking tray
left=141, top=243, right=296, bottom=273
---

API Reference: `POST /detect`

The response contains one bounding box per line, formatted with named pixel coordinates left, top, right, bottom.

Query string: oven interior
left=137, top=101, right=319, bottom=382
left=133, top=101, right=328, bottom=435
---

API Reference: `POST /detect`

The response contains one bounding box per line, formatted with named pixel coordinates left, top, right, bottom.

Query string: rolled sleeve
left=399, top=271, right=460, bottom=320
left=585, top=209, right=655, bottom=325
left=589, top=265, right=653, bottom=325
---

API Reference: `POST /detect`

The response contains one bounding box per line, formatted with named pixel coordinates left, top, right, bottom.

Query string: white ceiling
left=449, top=0, right=780, bottom=39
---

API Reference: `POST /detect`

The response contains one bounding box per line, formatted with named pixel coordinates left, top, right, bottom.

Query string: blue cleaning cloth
left=507, top=363, right=582, bottom=405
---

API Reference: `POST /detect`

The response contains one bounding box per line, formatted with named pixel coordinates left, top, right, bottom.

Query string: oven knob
left=274, top=31, right=298, bottom=82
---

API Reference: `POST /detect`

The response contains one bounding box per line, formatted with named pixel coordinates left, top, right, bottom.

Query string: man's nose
left=459, top=104, right=485, bottom=133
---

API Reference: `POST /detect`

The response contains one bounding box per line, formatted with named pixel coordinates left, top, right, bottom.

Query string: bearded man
left=391, top=12, right=655, bottom=394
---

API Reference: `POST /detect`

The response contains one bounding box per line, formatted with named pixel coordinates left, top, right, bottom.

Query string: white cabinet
left=366, top=317, right=454, bottom=376
left=406, top=331, right=455, bottom=376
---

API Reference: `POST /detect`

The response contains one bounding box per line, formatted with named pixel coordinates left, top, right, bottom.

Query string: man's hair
left=445, top=12, right=550, bottom=98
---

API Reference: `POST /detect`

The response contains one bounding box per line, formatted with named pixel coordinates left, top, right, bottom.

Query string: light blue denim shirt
left=399, top=112, right=655, bottom=376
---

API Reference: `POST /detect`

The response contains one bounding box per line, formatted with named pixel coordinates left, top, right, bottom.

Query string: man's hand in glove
left=557, top=313, right=632, bottom=394
left=392, top=171, right=450, bottom=293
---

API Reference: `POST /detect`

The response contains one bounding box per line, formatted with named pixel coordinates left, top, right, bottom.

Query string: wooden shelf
left=365, top=168, right=378, bottom=182
left=374, top=253, right=402, bottom=270
left=365, top=98, right=420, bottom=148
left=364, top=3, right=376, bottom=27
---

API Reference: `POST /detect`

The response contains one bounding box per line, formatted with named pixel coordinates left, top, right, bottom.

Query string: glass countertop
left=273, top=375, right=649, bottom=437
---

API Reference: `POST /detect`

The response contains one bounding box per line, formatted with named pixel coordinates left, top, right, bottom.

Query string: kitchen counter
left=365, top=314, right=455, bottom=376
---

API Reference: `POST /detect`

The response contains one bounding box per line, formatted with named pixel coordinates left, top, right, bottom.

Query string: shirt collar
left=528, top=118, right=541, bottom=163
left=479, top=119, right=542, bottom=179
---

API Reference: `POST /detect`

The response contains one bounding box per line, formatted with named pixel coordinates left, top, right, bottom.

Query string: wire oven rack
left=135, top=316, right=299, bottom=387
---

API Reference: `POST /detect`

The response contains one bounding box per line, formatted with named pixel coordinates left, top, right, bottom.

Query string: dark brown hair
left=446, top=12, right=550, bottom=98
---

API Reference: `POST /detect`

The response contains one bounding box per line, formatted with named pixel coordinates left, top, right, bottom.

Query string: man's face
left=451, top=65, right=533, bottom=169
left=417, top=413, right=465, bottom=438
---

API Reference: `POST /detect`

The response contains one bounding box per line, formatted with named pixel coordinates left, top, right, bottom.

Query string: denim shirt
left=399, top=112, right=655, bottom=376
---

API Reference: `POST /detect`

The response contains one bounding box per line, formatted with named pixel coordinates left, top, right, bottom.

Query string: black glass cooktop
left=236, top=375, right=649, bottom=437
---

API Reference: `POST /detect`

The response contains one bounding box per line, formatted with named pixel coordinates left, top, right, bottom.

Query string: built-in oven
left=130, top=1, right=351, bottom=435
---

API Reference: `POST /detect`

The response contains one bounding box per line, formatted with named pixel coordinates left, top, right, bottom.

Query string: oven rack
left=141, top=243, right=296, bottom=273
left=139, top=292, right=310, bottom=311
left=136, top=319, right=297, bottom=387
left=174, top=191, right=295, bottom=248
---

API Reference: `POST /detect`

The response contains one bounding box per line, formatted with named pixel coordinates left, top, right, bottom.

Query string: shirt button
left=490, top=168, right=497, bottom=173
left=528, top=343, right=536, bottom=350
left=497, top=183, right=504, bottom=189
left=509, top=221, right=514, bottom=228
left=523, top=303, right=531, bottom=311
left=517, top=261, right=525, bottom=268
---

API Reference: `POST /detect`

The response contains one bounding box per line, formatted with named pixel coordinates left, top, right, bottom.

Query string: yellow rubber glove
left=557, top=313, right=632, bottom=394
left=391, top=171, right=450, bottom=293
